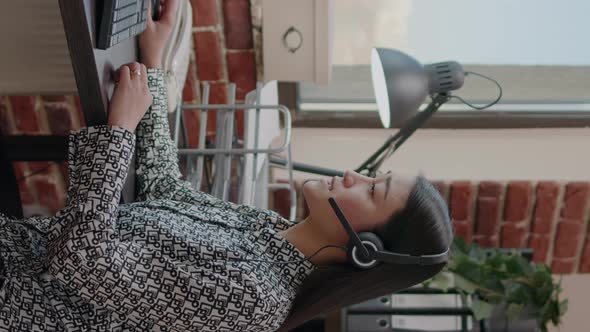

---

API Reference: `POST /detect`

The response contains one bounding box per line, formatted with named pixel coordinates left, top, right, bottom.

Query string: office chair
left=277, top=261, right=446, bottom=331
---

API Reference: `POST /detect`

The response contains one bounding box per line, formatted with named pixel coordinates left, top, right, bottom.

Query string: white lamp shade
left=370, top=48, right=429, bottom=128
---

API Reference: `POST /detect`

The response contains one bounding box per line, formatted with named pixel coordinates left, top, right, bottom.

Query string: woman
left=0, top=1, right=452, bottom=331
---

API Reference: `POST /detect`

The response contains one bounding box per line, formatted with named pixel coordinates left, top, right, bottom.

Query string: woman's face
left=302, top=170, right=416, bottom=234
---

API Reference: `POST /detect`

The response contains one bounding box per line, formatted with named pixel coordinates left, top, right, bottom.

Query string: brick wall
left=0, top=96, right=84, bottom=216
left=271, top=180, right=590, bottom=274
left=0, top=0, right=257, bottom=217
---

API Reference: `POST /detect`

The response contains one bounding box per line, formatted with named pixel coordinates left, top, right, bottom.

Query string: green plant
left=425, top=238, right=568, bottom=332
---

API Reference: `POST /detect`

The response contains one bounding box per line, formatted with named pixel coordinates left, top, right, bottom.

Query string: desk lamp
left=271, top=48, right=501, bottom=177
left=356, top=48, right=465, bottom=177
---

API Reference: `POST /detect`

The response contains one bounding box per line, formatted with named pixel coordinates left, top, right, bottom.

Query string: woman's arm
left=133, top=68, right=215, bottom=204
left=49, top=124, right=271, bottom=331
left=133, top=0, right=219, bottom=204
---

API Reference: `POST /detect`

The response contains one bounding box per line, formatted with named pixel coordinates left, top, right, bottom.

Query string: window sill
left=292, top=111, right=590, bottom=129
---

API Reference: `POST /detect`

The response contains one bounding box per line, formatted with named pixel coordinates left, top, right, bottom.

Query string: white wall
left=279, top=127, right=590, bottom=181
left=551, top=275, right=590, bottom=332
left=275, top=127, right=590, bottom=332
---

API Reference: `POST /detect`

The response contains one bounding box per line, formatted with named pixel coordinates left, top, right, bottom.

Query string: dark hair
left=373, top=175, right=453, bottom=256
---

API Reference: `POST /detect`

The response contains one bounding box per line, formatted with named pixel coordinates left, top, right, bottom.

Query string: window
left=289, top=0, right=590, bottom=128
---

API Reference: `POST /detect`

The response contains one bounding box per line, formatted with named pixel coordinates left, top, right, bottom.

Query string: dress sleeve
left=134, top=68, right=219, bottom=206
left=48, top=125, right=272, bottom=331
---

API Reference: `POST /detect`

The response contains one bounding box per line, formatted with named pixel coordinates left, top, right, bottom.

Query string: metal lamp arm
left=355, top=93, right=450, bottom=176
left=269, top=93, right=451, bottom=177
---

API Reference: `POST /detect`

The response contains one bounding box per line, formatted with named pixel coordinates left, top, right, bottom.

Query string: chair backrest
left=277, top=262, right=446, bottom=331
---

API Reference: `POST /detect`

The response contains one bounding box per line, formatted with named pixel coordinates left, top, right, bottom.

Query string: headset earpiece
left=348, top=232, right=384, bottom=269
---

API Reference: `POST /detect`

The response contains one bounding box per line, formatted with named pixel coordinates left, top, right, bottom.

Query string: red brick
left=479, top=181, right=503, bottom=197
left=45, top=104, right=72, bottom=135
left=429, top=180, right=448, bottom=203
left=0, top=102, right=14, bottom=135
left=504, top=181, right=532, bottom=222
left=531, top=181, right=559, bottom=234
left=182, top=60, right=199, bottom=104
left=9, top=96, right=40, bottom=133
left=551, top=259, right=575, bottom=274
left=475, top=182, right=502, bottom=236
left=579, top=237, right=590, bottom=273
left=59, top=162, right=69, bottom=189
left=474, top=236, right=498, bottom=248
left=553, top=221, right=582, bottom=258
left=207, top=82, right=228, bottom=105
left=528, top=234, right=550, bottom=263
left=453, top=221, right=472, bottom=243
left=74, top=95, right=85, bottom=128
left=33, top=178, right=64, bottom=214
left=202, top=82, right=228, bottom=139
left=501, top=223, right=527, bottom=248
left=226, top=51, right=257, bottom=100
left=41, top=95, right=67, bottom=102
left=28, top=162, right=54, bottom=176
left=450, top=181, right=472, bottom=222
left=193, top=32, right=224, bottom=81
left=17, top=181, right=35, bottom=205
left=13, top=162, right=35, bottom=205
left=272, top=179, right=291, bottom=218
left=227, top=51, right=255, bottom=138
left=12, top=161, right=27, bottom=179
left=273, top=186, right=292, bottom=219
left=560, top=182, right=590, bottom=221
left=223, top=0, right=253, bottom=49
left=276, top=179, right=312, bottom=220
left=191, top=0, right=218, bottom=27
left=475, top=197, right=500, bottom=236
left=182, top=109, right=201, bottom=148
left=14, top=161, right=56, bottom=207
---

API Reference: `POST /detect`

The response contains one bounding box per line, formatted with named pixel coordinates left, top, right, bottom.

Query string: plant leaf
left=506, top=284, right=531, bottom=304
left=430, top=272, right=453, bottom=292
left=453, top=274, right=478, bottom=294
left=446, top=238, right=567, bottom=332
left=558, top=300, right=568, bottom=320
left=472, top=298, right=495, bottom=320
left=505, top=254, right=534, bottom=276
left=507, top=303, right=524, bottom=321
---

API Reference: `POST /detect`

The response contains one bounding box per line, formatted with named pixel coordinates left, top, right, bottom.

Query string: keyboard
left=97, top=0, right=160, bottom=50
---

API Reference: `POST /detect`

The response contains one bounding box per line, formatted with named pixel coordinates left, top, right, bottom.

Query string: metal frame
left=173, top=82, right=299, bottom=220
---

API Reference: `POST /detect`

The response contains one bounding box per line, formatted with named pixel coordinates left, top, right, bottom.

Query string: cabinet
left=262, top=0, right=334, bottom=85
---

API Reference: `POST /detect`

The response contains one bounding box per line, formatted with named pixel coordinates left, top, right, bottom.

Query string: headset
left=5, top=197, right=449, bottom=270
left=327, top=197, right=449, bottom=269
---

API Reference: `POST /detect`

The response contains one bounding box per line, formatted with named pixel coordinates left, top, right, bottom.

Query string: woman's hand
left=139, top=0, right=178, bottom=68
left=107, top=63, right=152, bottom=132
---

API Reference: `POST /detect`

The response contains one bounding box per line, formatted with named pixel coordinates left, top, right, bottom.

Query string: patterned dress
left=0, top=69, right=316, bottom=331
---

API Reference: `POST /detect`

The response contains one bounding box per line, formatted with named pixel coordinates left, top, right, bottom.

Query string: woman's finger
left=128, top=62, right=142, bottom=80
left=160, top=0, right=178, bottom=25
left=140, top=64, right=148, bottom=85
left=146, top=0, right=154, bottom=27
left=119, top=66, right=131, bottom=84
left=113, top=62, right=136, bottom=82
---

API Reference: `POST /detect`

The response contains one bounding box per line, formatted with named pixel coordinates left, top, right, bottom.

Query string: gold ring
left=131, top=69, right=141, bottom=77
